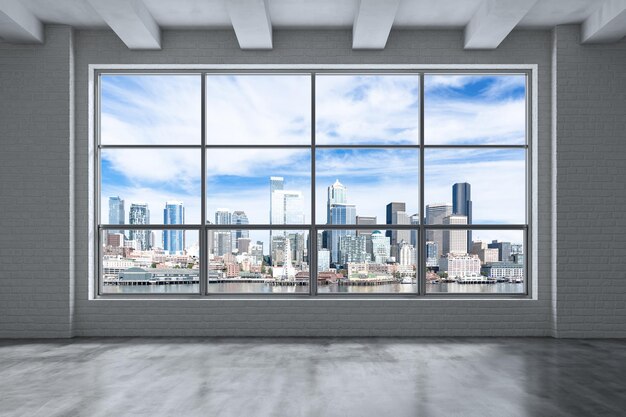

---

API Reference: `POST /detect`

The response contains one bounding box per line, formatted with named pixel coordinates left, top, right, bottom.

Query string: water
left=106, top=282, right=524, bottom=294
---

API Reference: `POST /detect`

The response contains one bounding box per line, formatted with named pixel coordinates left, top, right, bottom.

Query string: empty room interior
left=1, top=0, right=625, bottom=416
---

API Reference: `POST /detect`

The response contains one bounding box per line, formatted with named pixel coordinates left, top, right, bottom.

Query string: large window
left=96, top=70, right=530, bottom=297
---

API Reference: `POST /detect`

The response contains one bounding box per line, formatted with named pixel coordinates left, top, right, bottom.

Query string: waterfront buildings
left=438, top=253, right=481, bottom=278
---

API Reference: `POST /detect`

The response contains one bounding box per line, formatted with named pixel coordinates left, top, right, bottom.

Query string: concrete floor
left=1, top=338, right=625, bottom=417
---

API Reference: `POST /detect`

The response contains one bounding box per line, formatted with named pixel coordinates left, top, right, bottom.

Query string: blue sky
left=100, top=73, right=527, bottom=249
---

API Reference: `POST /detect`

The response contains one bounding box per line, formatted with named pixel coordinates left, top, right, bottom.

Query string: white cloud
left=101, top=75, right=201, bottom=145
left=206, top=75, right=310, bottom=145
left=316, top=75, right=420, bottom=145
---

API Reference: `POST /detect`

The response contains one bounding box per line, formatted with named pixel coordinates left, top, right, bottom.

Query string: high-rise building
left=329, top=203, right=356, bottom=264
left=425, top=203, right=452, bottom=258
left=356, top=215, right=376, bottom=261
left=327, top=179, right=347, bottom=223
left=163, top=201, right=184, bottom=254
left=452, top=183, right=472, bottom=252
left=213, top=209, right=232, bottom=256
left=231, top=210, right=249, bottom=251
left=425, top=241, right=439, bottom=267
left=488, top=240, right=512, bottom=262
left=410, top=213, right=420, bottom=247
left=269, top=177, right=284, bottom=244
left=129, top=203, right=151, bottom=250
left=442, top=215, right=468, bottom=255
left=271, top=190, right=305, bottom=225
left=386, top=203, right=411, bottom=258
left=371, top=230, right=391, bottom=264
left=398, top=241, right=416, bottom=267
left=108, top=196, right=125, bottom=233
left=338, top=235, right=368, bottom=265
left=318, top=249, right=331, bottom=272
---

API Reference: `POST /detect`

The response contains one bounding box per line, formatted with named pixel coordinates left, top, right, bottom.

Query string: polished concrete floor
left=1, top=338, right=625, bottom=417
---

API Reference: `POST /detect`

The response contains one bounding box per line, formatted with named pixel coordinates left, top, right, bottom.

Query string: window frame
left=92, top=66, right=533, bottom=299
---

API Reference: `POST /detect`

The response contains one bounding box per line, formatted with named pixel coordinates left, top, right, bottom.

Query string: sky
left=100, top=73, right=527, bottom=250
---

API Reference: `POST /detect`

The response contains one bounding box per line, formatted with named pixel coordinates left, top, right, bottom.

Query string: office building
left=163, top=201, right=184, bottom=254
left=425, top=203, right=452, bottom=258
left=442, top=215, right=468, bottom=255
left=108, top=196, right=125, bottom=232
left=371, top=230, right=391, bottom=264
left=452, top=182, right=472, bottom=252
left=231, top=210, right=249, bottom=251
left=129, top=203, right=151, bottom=250
left=488, top=240, right=513, bottom=262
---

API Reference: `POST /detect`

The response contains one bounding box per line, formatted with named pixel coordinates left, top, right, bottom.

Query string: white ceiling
left=17, top=0, right=607, bottom=29
left=1, top=0, right=624, bottom=50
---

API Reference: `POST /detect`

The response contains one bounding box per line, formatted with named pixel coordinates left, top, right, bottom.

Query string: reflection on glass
left=100, top=75, right=201, bottom=145
left=317, top=229, right=417, bottom=294
left=101, top=229, right=199, bottom=294
left=316, top=74, right=420, bottom=145
left=424, top=148, right=525, bottom=225
left=207, top=229, right=309, bottom=293
left=426, top=229, right=524, bottom=294
left=206, top=74, right=311, bottom=145
left=425, top=74, right=526, bottom=145
left=206, top=149, right=311, bottom=224
left=315, top=149, right=419, bottom=224
left=101, top=149, right=201, bottom=225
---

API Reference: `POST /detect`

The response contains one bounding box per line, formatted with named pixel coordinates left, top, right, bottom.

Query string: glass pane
left=316, top=74, right=420, bottom=145
left=425, top=74, right=526, bottom=145
left=317, top=228, right=417, bottom=294
left=101, top=229, right=199, bottom=294
left=100, top=74, right=201, bottom=145
left=424, top=148, right=525, bottom=225
left=206, top=149, right=311, bottom=225
left=101, top=149, right=201, bottom=225
left=207, top=229, right=310, bottom=294
left=205, top=74, right=311, bottom=145
left=315, top=149, right=419, bottom=224
left=426, top=229, right=525, bottom=294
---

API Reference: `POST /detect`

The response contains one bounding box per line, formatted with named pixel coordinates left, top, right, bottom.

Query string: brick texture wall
left=554, top=26, right=626, bottom=338
left=0, top=26, right=74, bottom=338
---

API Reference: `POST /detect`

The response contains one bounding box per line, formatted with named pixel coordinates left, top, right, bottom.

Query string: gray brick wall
left=554, top=26, right=626, bottom=338
left=0, top=26, right=75, bottom=338
left=71, top=29, right=554, bottom=337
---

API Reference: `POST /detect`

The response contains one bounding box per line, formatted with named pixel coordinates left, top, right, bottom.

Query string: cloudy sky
left=100, top=73, right=526, bottom=250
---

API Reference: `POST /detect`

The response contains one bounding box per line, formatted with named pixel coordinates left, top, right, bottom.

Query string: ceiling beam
left=0, top=0, right=43, bottom=43
left=227, top=0, right=272, bottom=50
left=87, top=0, right=160, bottom=50
left=464, top=0, right=539, bottom=49
left=582, top=0, right=626, bottom=43
left=352, top=0, right=400, bottom=49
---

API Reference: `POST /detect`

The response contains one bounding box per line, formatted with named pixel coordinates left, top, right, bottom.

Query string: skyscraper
left=269, top=176, right=284, bottom=223
left=386, top=202, right=410, bottom=259
left=231, top=210, right=249, bottom=251
left=452, top=182, right=472, bottom=252
left=213, top=209, right=232, bottom=256
left=129, top=203, right=151, bottom=250
left=425, top=203, right=452, bottom=258
left=327, top=179, right=347, bottom=223
left=442, top=215, right=468, bottom=255
left=356, top=215, right=376, bottom=261
left=163, top=201, right=184, bottom=254
left=271, top=190, right=305, bottom=224
left=338, top=234, right=368, bottom=265
left=108, top=196, right=125, bottom=233
left=371, top=230, right=391, bottom=264
left=410, top=213, right=420, bottom=248
left=329, top=203, right=356, bottom=264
